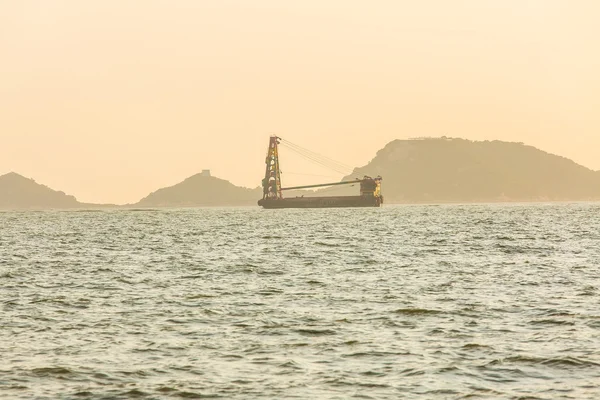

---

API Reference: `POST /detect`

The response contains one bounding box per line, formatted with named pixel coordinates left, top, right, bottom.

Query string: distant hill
left=0, top=172, right=82, bottom=209
left=134, top=173, right=261, bottom=207
left=4, top=139, right=600, bottom=208
left=342, top=138, right=600, bottom=203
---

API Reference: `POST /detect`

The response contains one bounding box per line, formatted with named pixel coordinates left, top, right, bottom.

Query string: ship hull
left=258, top=195, right=382, bottom=209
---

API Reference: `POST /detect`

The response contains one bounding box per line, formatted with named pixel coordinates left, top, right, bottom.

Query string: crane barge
left=257, top=136, right=383, bottom=209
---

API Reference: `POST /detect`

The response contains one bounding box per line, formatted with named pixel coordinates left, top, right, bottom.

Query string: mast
left=262, top=136, right=283, bottom=200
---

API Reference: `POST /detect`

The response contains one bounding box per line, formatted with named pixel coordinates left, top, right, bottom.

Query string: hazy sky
left=1, top=1, right=599, bottom=204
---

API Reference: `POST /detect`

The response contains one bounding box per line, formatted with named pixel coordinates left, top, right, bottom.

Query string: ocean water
left=1, top=204, right=599, bottom=399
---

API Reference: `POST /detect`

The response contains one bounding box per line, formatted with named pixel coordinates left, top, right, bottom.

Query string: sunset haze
left=1, top=0, right=599, bottom=204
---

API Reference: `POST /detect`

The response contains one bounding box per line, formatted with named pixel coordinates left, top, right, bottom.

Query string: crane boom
left=281, top=180, right=360, bottom=191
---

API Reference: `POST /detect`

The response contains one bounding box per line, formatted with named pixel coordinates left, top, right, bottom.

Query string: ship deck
left=258, top=195, right=381, bottom=209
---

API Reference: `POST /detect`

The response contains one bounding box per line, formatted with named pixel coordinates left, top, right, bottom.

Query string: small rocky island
left=0, top=172, right=82, bottom=209
left=134, top=172, right=261, bottom=207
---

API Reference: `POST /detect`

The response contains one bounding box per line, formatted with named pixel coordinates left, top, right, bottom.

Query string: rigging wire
left=282, top=146, right=349, bottom=175
left=279, top=139, right=353, bottom=171
left=280, top=172, right=341, bottom=179
left=278, top=138, right=354, bottom=175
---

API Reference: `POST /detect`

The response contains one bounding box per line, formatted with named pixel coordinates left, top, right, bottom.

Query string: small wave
left=294, top=328, right=337, bottom=336
left=343, top=351, right=408, bottom=358
left=256, top=270, right=285, bottom=276
left=360, top=370, right=386, bottom=377
left=529, top=319, right=575, bottom=326
left=540, top=357, right=600, bottom=368
left=462, top=343, right=491, bottom=349
left=537, top=309, right=577, bottom=317
left=578, top=285, right=597, bottom=296
left=393, top=308, right=442, bottom=315
left=356, top=382, right=391, bottom=388
left=73, top=391, right=94, bottom=397
left=586, top=320, right=600, bottom=328
left=321, top=378, right=354, bottom=387
left=177, top=391, right=223, bottom=398
left=31, top=367, right=73, bottom=376
left=278, top=360, right=302, bottom=369
left=157, top=386, right=177, bottom=393
left=495, top=244, right=528, bottom=254
left=120, top=389, right=149, bottom=397
left=256, top=289, right=283, bottom=295
left=186, top=294, right=217, bottom=299
left=399, top=368, right=425, bottom=376
left=421, top=389, right=460, bottom=395
left=283, top=342, right=310, bottom=348
left=429, top=328, right=449, bottom=336
left=314, top=241, right=340, bottom=247
left=488, top=356, right=600, bottom=369
left=2, top=384, right=28, bottom=391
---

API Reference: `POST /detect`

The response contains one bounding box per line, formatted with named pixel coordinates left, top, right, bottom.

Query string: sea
left=1, top=203, right=599, bottom=399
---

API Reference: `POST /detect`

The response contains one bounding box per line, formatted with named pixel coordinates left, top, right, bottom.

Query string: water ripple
left=1, top=204, right=600, bottom=399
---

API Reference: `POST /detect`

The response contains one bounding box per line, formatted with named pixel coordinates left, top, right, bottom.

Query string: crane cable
left=279, top=138, right=353, bottom=171
left=278, top=138, right=354, bottom=175
left=281, top=172, right=341, bottom=179
left=282, top=146, right=349, bottom=175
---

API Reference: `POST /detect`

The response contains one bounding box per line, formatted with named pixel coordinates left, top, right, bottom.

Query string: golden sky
left=1, top=1, right=599, bottom=204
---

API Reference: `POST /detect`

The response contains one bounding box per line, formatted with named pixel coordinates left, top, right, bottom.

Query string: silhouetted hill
left=342, top=138, right=600, bottom=203
left=0, top=172, right=82, bottom=209
left=4, top=139, right=599, bottom=208
left=135, top=173, right=261, bottom=207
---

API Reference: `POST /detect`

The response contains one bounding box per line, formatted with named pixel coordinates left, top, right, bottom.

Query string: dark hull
left=258, top=195, right=382, bottom=209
